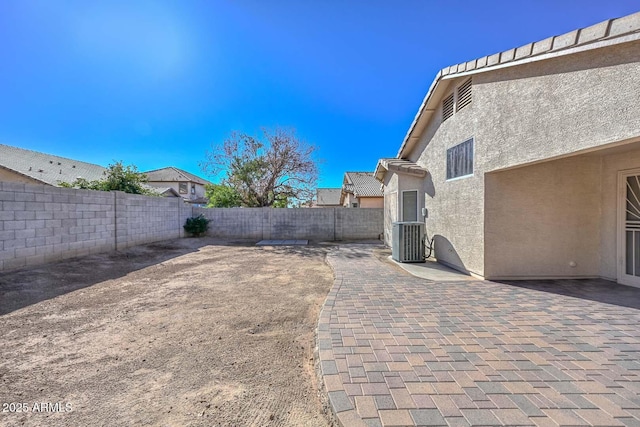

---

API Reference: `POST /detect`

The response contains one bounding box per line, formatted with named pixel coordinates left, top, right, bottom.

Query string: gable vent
left=456, top=78, right=472, bottom=111
left=442, top=93, right=454, bottom=122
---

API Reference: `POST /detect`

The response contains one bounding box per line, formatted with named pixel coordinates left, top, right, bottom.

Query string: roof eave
left=396, top=70, right=443, bottom=159
left=396, top=12, right=640, bottom=159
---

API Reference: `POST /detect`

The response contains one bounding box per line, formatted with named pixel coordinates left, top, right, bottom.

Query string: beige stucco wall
left=359, top=197, right=384, bottom=209
left=0, top=168, right=44, bottom=185
left=484, top=156, right=602, bottom=279
left=475, top=41, right=640, bottom=172
left=395, top=40, right=640, bottom=278
left=485, top=143, right=640, bottom=281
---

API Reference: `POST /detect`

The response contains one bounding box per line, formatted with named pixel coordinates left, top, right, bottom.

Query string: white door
left=618, top=170, right=640, bottom=287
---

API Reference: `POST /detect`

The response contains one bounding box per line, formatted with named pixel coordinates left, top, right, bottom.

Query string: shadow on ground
left=498, top=278, right=640, bottom=310
left=259, top=240, right=384, bottom=259
left=0, top=238, right=224, bottom=315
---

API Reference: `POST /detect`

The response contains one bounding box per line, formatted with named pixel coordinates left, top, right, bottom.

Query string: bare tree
left=200, top=128, right=319, bottom=207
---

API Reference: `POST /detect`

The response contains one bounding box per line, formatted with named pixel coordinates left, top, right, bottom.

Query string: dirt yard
left=0, top=239, right=334, bottom=427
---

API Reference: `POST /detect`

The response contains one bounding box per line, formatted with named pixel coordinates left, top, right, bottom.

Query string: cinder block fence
left=194, top=206, right=383, bottom=241
left=0, top=181, right=383, bottom=272
left=0, top=182, right=192, bottom=271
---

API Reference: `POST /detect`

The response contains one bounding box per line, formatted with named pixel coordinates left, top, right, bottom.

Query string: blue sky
left=0, top=1, right=638, bottom=188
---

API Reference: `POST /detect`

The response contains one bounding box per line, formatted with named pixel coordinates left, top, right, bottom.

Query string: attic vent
left=456, top=78, right=472, bottom=111
left=442, top=93, right=454, bottom=122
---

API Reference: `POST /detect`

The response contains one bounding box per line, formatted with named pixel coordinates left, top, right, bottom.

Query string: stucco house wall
left=358, top=197, right=384, bottom=209
left=484, top=156, right=602, bottom=279
left=401, top=39, right=640, bottom=278
left=0, top=168, right=43, bottom=185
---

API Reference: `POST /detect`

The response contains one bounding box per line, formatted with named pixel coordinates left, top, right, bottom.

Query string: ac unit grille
left=392, top=222, right=425, bottom=263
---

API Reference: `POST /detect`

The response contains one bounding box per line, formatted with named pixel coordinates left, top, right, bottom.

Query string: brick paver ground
left=317, top=244, right=640, bottom=427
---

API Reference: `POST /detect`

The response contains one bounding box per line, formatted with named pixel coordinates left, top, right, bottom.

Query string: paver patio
left=317, top=244, right=640, bottom=427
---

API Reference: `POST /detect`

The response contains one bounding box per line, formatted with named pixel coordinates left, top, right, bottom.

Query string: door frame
left=617, top=168, right=640, bottom=287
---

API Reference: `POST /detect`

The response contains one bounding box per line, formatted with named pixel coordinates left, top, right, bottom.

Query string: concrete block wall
left=0, top=182, right=116, bottom=271
left=270, top=208, right=335, bottom=240
left=1, top=183, right=382, bottom=271
left=195, top=207, right=383, bottom=241
left=336, top=208, right=384, bottom=240
left=193, top=207, right=263, bottom=239
left=115, top=192, right=185, bottom=249
left=0, top=182, right=194, bottom=272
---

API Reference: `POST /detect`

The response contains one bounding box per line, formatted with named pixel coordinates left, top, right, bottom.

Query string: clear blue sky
left=1, top=1, right=638, bottom=188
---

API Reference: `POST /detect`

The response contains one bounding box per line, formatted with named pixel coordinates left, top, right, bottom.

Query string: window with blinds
left=446, top=138, right=474, bottom=180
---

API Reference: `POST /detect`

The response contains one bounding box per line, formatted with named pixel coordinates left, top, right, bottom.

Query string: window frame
left=446, top=138, right=474, bottom=181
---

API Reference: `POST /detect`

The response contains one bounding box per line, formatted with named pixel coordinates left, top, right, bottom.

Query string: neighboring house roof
left=144, top=167, right=211, bottom=185
left=374, top=159, right=428, bottom=183
left=153, top=187, right=181, bottom=197
left=0, top=143, right=107, bottom=186
left=341, top=172, right=383, bottom=200
left=316, top=188, right=342, bottom=206
left=397, top=11, right=640, bottom=159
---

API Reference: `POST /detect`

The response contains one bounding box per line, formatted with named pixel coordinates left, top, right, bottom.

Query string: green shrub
left=183, top=215, right=210, bottom=237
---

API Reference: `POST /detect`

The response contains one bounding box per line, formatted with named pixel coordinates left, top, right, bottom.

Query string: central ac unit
left=392, top=222, right=425, bottom=263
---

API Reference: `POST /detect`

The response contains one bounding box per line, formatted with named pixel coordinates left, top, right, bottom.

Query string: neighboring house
left=0, top=143, right=109, bottom=186
left=340, top=172, right=383, bottom=208
left=0, top=143, right=180, bottom=197
left=144, top=167, right=211, bottom=206
left=315, top=188, right=342, bottom=207
left=375, top=12, right=640, bottom=286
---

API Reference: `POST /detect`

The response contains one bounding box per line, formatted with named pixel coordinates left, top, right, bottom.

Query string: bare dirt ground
left=0, top=238, right=334, bottom=427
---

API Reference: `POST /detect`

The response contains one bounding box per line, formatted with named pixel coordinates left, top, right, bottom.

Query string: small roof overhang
left=374, top=158, right=428, bottom=183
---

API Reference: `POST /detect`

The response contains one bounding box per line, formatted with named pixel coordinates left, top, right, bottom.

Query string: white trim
left=400, top=189, right=419, bottom=222
left=446, top=173, right=474, bottom=182
left=617, top=168, right=640, bottom=288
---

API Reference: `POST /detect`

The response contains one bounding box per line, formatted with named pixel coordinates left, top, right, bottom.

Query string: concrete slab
left=388, top=256, right=477, bottom=282
left=256, top=239, right=308, bottom=246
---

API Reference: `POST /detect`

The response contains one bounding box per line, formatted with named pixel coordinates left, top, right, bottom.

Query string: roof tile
left=144, top=167, right=211, bottom=185
left=500, top=48, right=516, bottom=63
left=578, top=20, right=611, bottom=44
left=552, top=30, right=579, bottom=50
left=609, top=11, right=640, bottom=37
left=531, top=36, right=554, bottom=55
left=514, top=43, right=533, bottom=60
left=343, top=172, right=382, bottom=198
left=316, top=188, right=342, bottom=206
left=0, top=143, right=107, bottom=186
left=487, top=53, right=501, bottom=66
